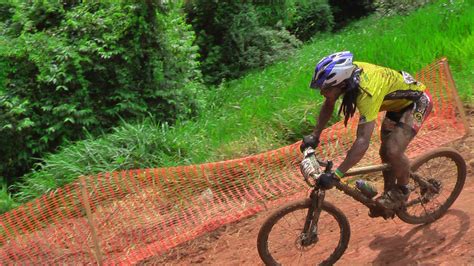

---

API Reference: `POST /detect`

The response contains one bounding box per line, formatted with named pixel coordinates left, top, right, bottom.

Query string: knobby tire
left=257, top=199, right=350, bottom=265
left=397, top=147, right=467, bottom=224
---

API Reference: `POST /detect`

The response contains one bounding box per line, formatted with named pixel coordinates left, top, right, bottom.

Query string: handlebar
left=300, top=147, right=333, bottom=187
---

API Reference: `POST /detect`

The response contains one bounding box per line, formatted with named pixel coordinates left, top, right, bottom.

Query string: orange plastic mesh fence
left=0, top=59, right=468, bottom=264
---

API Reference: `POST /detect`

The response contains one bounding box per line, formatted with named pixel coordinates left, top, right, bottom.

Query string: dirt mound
left=143, top=106, right=474, bottom=265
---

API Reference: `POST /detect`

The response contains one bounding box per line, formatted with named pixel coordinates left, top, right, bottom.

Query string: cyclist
left=300, top=51, right=433, bottom=215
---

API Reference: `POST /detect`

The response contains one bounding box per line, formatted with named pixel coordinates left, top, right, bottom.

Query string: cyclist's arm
left=312, top=98, right=336, bottom=138
left=337, top=120, right=375, bottom=174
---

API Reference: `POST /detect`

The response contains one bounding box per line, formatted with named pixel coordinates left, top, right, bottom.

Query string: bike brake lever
left=325, top=161, right=333, bottom=173
left=317, top=159, right=328, bottom=166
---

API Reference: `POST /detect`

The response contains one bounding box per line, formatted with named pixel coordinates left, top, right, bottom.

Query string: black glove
left=318, top=172, right=336, bottom=190
left=300, top=134, right=320, bottom=152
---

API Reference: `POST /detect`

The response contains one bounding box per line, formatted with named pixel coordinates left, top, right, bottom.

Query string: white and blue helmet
left=310, top=51, right=355, bottom=89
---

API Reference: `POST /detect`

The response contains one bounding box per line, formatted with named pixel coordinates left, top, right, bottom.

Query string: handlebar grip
left=303, top=147, right=315, bottom=158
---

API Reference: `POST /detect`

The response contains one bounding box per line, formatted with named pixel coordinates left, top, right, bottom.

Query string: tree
left=0, top=1, right=204, bottom=184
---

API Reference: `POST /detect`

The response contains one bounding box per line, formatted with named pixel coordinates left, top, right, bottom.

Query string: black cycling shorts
left=384, top=91, right=433, bottom=134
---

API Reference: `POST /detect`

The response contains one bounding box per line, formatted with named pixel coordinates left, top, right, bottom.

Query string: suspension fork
left=302, top=189, right=325, bottom=242
left=313, top=189, right=325, bottom=224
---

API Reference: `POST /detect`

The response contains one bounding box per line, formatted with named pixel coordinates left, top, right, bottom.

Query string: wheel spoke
left=262, top=203, right=347, bottom=265
left=398, top=151, right=465, bottom=224
left=282, top=216, right=297, bottom=236
left=298, top=252, right=304, bottom=265
left=292, top=209, right=305, bottom=230
left=437, top=190, right=450, bottom=204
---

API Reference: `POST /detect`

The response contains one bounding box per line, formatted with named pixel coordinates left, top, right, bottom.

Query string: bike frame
left=260, top=147, right=465, bottom=262
left=302, top=161, right=392, bottom=244
left=316, top=161, right=391, bottom=210
left=298, top=144, right=446, bottom=243
left=304, top=160, right=436, bottom=237
left=314, top=161, right=433, bottom=209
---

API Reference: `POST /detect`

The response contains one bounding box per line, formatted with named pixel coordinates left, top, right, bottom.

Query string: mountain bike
left=257, top=147, right=466, bottom=265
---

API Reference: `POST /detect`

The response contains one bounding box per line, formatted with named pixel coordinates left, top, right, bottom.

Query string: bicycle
left=257, top=147, right=467, bottom=265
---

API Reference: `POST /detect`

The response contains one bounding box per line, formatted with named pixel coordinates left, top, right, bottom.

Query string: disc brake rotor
left=296, top=231, right=319, bottom=250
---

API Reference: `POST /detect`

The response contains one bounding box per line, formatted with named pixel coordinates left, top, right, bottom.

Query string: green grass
left=182, top=0, right=473, bottom=161
left=5, top=0, right=474, bottom=208
left=1, top=182, right=18, bottom=213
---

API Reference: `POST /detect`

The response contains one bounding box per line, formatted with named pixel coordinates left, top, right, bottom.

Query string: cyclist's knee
left=380, top=144, right=402, bottom=162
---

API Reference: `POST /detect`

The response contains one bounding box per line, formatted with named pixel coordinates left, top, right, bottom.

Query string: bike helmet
left=310, top=51, right=355, bottom=89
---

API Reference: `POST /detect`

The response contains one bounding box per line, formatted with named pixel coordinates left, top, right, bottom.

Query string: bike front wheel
left=397, top=147, right=467, bottom=224
left=257, top=199, right=350, bottom=265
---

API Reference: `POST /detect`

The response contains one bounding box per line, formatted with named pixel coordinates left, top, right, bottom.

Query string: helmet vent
left=321, top=60, right=331, bottom=68
left=315, top=71, right=325, bottom=82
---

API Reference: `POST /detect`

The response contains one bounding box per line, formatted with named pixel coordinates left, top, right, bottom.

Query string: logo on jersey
left=400, top=71, right=419, bottom=85
left=414, top=111, right=423, bottom=123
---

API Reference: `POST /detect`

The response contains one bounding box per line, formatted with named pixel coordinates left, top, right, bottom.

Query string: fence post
left=441, top=58, right=470, bottom=137
left=80, top=176, right=103, bottom=265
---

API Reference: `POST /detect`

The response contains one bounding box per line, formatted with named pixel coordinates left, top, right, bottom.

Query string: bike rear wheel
left=397, top=147, right=466, bottom=224
left=257, top=199, right=350, bottom=265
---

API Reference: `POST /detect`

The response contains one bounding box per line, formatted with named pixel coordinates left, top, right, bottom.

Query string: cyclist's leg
left=379, top=92, right=433, bottom=191
left=384, top=112, right=415, bottom=186
left=371, top=112, right=413, bottom=216
left=375, top=109, right=416, bottom=212
left=378, top=92, right=433, bottom=208
left=380, top=120, right=397, bottom=193
left=379, top=108, right=415, bottom=192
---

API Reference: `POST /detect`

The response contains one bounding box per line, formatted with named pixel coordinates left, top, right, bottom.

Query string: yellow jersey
left=354, top=61, right=426, bottom=122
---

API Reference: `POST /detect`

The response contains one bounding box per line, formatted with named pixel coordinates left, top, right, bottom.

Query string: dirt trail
left=144, top=106, right=474, bottom=265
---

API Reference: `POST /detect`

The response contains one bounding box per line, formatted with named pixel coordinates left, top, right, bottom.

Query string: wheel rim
left=265, top=207, right=342, bottom=265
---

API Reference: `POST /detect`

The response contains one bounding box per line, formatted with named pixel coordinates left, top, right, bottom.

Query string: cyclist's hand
left=300, top=134, right=320, bottom=153
left=318, top=172, right=337, bottom=190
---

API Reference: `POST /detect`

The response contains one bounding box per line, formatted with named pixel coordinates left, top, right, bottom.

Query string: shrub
left=373, top=0, right=434, bottom=16
left=184, top=1, right=301, bottom=84
left=0, top=178, right=18, bottom=213
left=329, top=0, right=375, bottom=30
left=12, top=118, right=179, bottom=202
left=0, top=1, right=204, bottom=183
left=253, top=1, right=296, bottom=28
left=287, top=0, right=335, bottom=41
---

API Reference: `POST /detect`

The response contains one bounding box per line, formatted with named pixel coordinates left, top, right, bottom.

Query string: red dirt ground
left=142, top=106, right=474, bottom=265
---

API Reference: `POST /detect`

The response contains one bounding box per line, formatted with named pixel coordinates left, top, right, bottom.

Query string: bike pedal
left=368, top=207, right=385, bottom=218
left=369, top=207, right=395, bottom=219
left=382, top=211, right=396, bottom=220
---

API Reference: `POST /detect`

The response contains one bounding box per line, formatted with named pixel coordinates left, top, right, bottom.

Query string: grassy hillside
left=4, top=0, right=474, bottom=209
left=181, top=0, right=473, bottom=161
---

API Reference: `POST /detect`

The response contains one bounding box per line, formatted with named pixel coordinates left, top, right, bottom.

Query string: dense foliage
left=184, top=1, right=302, bottom=84
left=286, top=0, right=335, bottom=41
left=329, top=0, right=374, bottom=29
left=1, top=0, right=374, bottom=185
left=253, top=0, right=337, bottom=41
left=184, top=0, right=379, bottom=84
left=373, top=0, right=434, bottom=16
left=0, top=1, right=203, bottom=184
left=2, top=0, right=466, bottom=213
